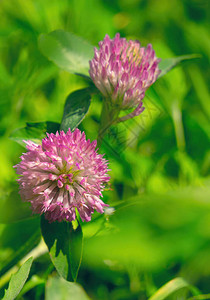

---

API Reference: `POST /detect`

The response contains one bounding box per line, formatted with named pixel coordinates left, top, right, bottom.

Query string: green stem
left=97, top=100, right=120, bottom=147
left=171, top=101, right=186, bottom=152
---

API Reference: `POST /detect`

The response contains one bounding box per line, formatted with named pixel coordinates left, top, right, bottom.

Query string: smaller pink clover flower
left=89, top=33, right=161, bottom=120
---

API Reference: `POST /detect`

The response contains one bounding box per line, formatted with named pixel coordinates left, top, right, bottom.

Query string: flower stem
left=171, top=101, right=186, bottom=152
left=97, top=100, right=120, bottom=147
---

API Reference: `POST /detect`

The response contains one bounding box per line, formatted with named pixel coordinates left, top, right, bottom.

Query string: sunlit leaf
left=10, top=121, right=60, bottom=147
left=60, top=88, right=91, bottom=132
left=46, top=276, right=90, bottom=300
left=2, top=257, right=33, bottom=300
left=41, top=216, right=83, bottom=282
left=158, top=54, right=200, bottom=78
left=38, top=30, right=94, bottom=77
left=148, top=277, right=190, bottom=300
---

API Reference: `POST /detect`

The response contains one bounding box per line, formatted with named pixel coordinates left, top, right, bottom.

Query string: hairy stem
left=97, top=100, right=120, bottom=147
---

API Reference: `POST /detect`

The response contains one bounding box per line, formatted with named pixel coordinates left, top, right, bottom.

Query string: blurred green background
left=0, top=0, right=210, bottom=299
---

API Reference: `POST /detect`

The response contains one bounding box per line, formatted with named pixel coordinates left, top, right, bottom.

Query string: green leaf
left=38, top=30, right=94, bottom=77
left=10, top=121, right=60, bottom=147
left=2, top=257, right=33, bottom=300
left=158, top=54, right=200, bottom=78
left=60, top=88, right=91, bottom=132
left=46, top=276, right=90, bottom=300
left=16, top=275, right=45, bottom=299
left=41, top=216, right=83, bottom=282
left=148, top=277, right=190, bottom=300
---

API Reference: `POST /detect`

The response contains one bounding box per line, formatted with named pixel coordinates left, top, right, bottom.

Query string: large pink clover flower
left=14, top=129, right=110, bottom=222
left=89, top=33, right=161, bottom=120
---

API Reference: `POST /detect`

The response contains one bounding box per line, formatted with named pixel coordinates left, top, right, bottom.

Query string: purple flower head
left=14, top=129, right=110, bottom=222
left=89, top=33, right=161, bottom=119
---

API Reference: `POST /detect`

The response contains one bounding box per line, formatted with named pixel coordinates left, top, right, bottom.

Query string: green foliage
left=0, top=0, right=209, bottom=299
left=10, top=122, right=60, bottom=147
left=2, top=257, right=33, bottom=300
left=38, top=30, right=94, bottom=77
left=60, top=88, right=92, bottom=132
left=83, top=186, right=210, bottom=270
left=46, top=276, right=90, bottom=300
left=158, top=54, right=200, bottom=78
left=41, top=216, right=83, bottom=282
left=148, top=277, right=192, bottom=300
left=0, top=183, right=32, bottom=223
left=0, top=218, right=40, bottom=278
